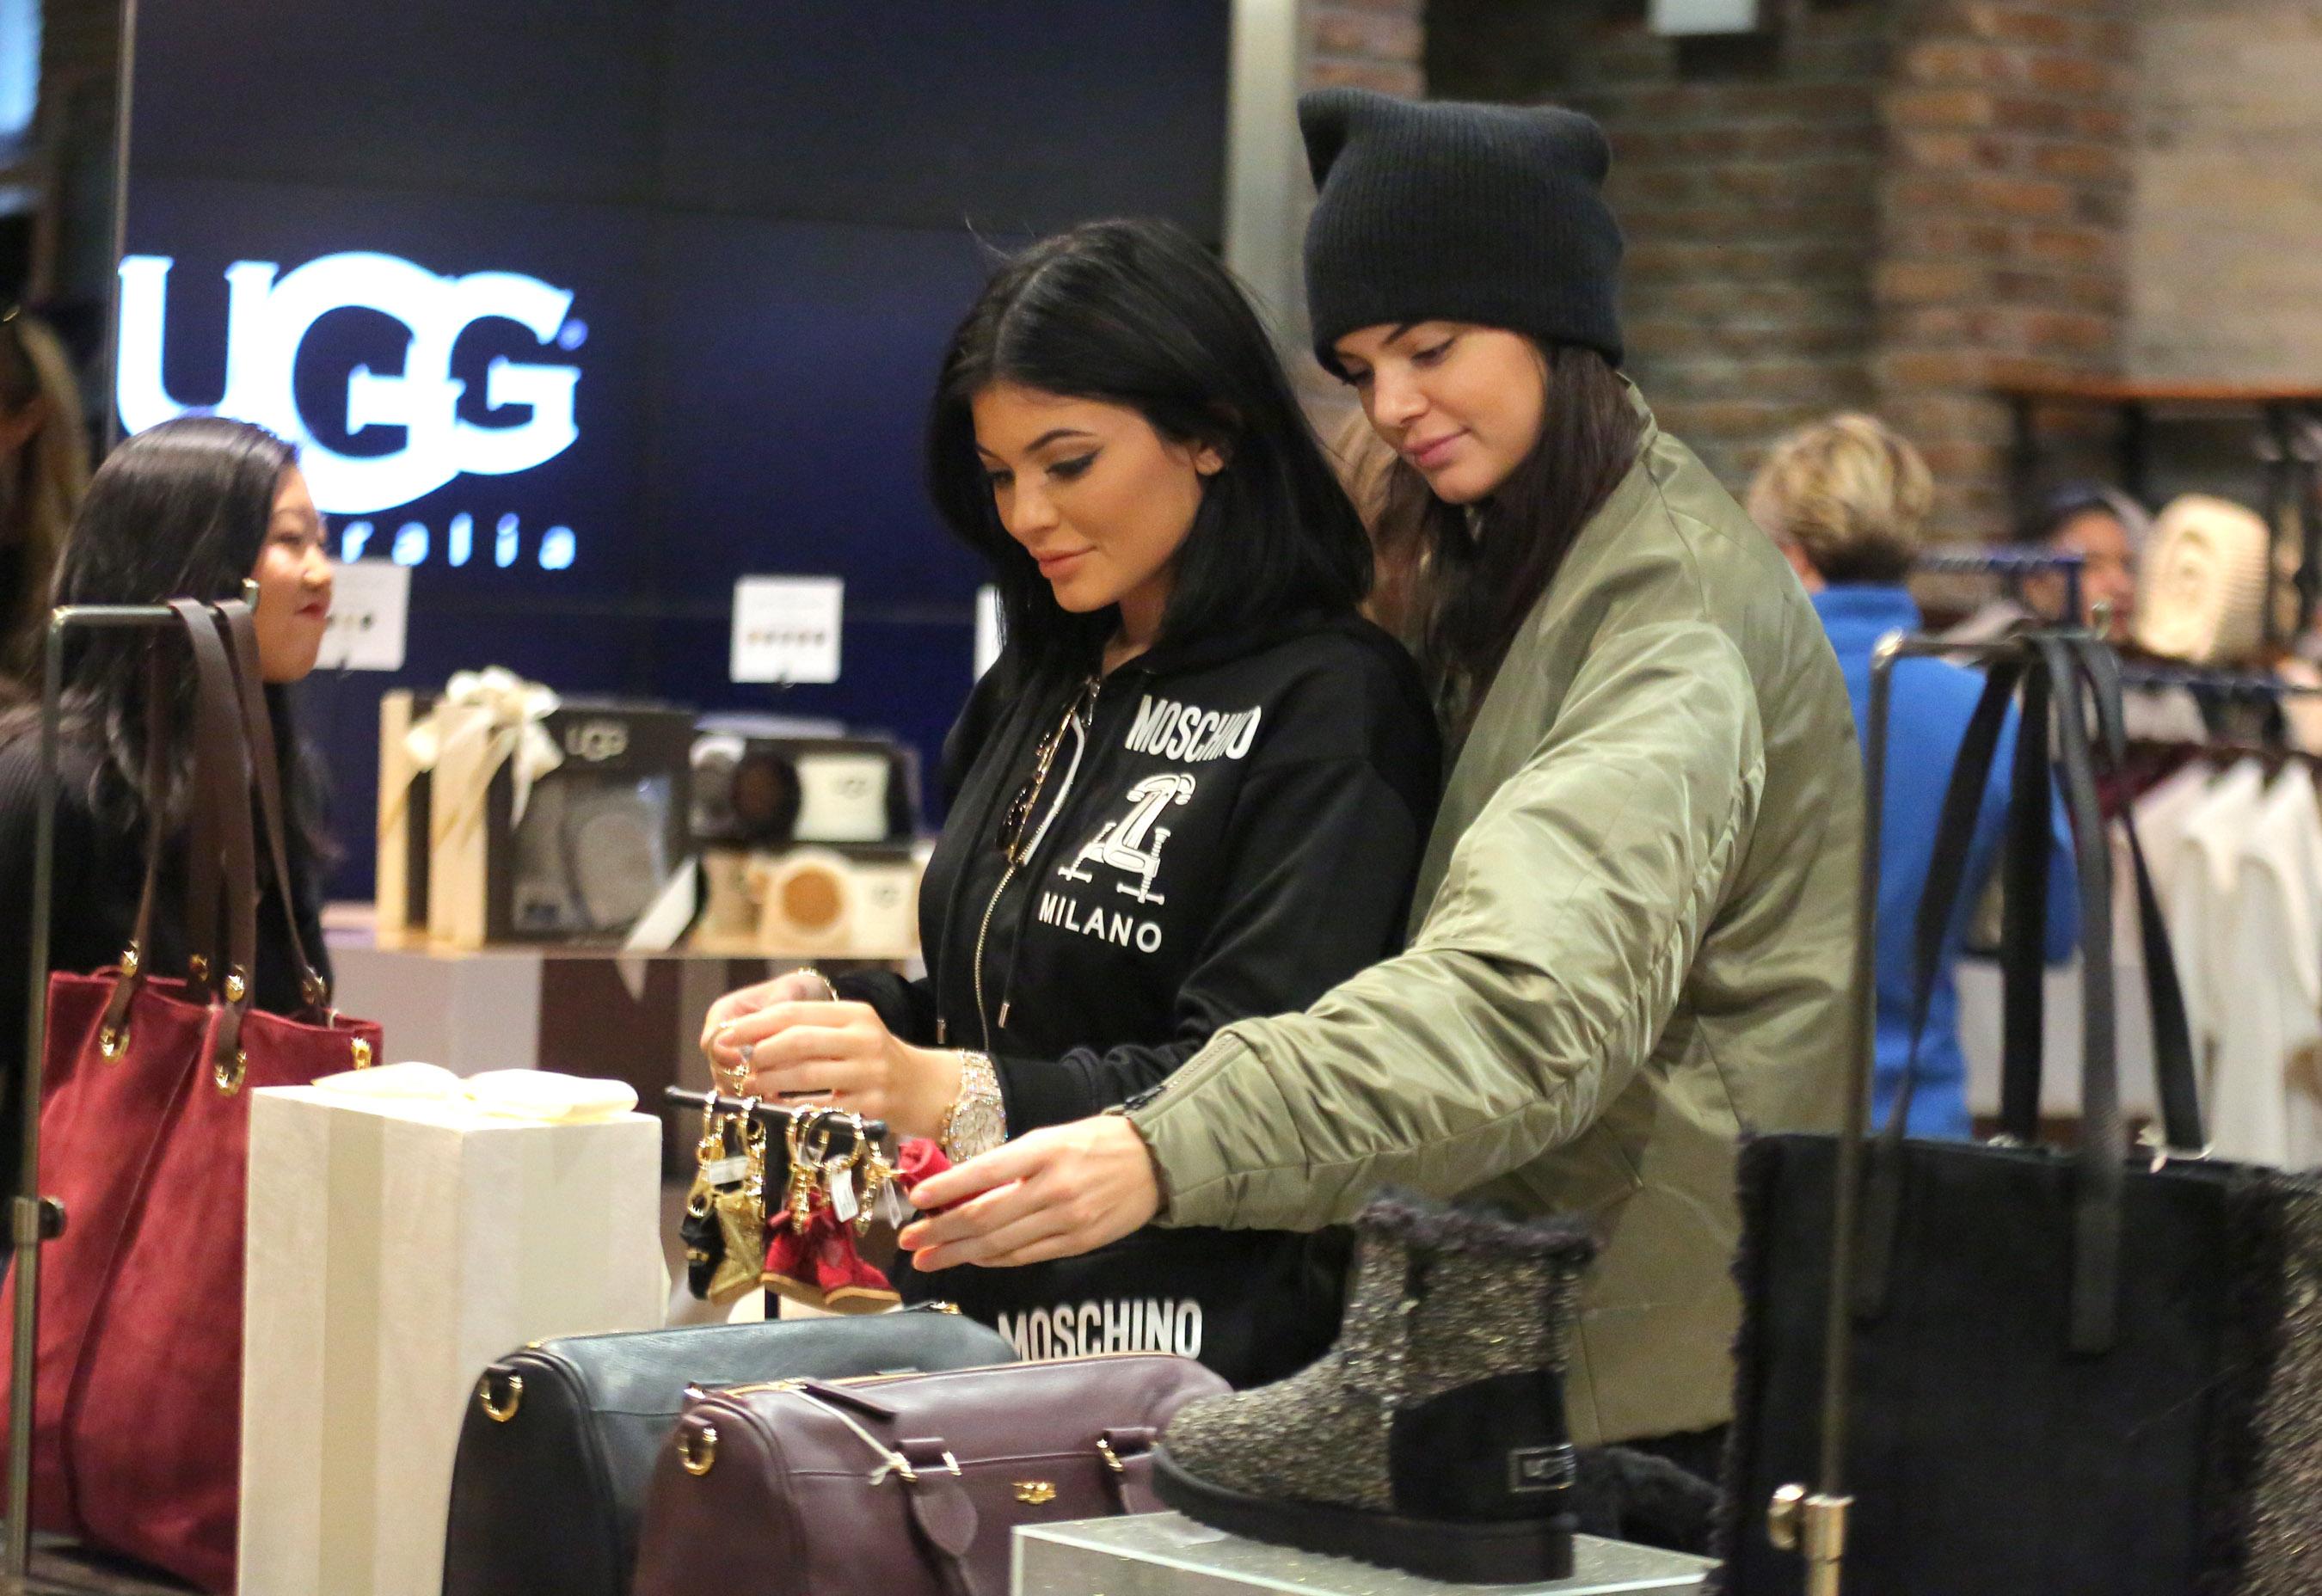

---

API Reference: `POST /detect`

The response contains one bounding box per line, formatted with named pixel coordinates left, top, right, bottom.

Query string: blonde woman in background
left=0, top=308, right=91, bottom=686
left=1750, top=413, right=2077, bottom=1138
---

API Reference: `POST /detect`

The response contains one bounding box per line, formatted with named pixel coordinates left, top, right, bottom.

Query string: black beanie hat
left=1299, top=88, right=1625, bottom=374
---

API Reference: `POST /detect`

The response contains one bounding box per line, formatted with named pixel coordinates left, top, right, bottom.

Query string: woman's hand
left=700, top=969, right=832, bottom=1082
left=715, top=998, right=962, bottom=1139
left=898, top=1114, right=1161, bottom=1269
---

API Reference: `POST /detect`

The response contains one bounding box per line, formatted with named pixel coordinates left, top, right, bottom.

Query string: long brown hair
left=0, top=310, right=91, bottom=684
left=1366, top=344, right=1641, bottom=721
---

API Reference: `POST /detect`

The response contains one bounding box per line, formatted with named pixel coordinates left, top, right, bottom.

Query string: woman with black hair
left=0, top=416, right=336, bottom=1189
left=702, top=218, right=1439, bottom=1385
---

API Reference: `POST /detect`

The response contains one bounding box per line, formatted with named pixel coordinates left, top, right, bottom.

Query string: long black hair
left=927, top=218, right=1372, bottom=678
left=0, top=415, right=331, bottom=881
left=1367, top=344, right=1641, bottom=722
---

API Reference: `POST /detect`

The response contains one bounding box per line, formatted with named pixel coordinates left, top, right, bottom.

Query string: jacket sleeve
left=1127, top=619, right=1766, bottom=1231
left=994, top=741, right=1431, bottom=1133
left=832, top=967, right=939, bottom=1047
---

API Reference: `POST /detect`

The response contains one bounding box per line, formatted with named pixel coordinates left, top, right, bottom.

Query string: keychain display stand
left=1011, top=1515, right=1712, bottom=1596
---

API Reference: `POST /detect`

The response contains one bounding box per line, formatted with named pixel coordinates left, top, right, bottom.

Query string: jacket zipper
left=969, top=859, right=1021, bottom=1050
left=971, top=684, right=1096, bottom=1049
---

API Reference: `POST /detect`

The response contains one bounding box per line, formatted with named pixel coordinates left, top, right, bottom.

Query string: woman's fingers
left=900, top=1176, right=1057, bottom=1269
left=900, top=1117, right=1161, bottom=1270
left=749, top=1058, right=851, bottom=1099
left=700, top=975, right=844, bottom=1059
left=906, top=1138, right=1041, bottom=1213
left=744, top=1021, right=864, bottom=1070
left=704, top=1000, right=861, bottom=1069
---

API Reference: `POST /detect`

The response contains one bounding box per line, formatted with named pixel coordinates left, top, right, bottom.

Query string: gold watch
left=940, top=1052, right=1006, bottom=1163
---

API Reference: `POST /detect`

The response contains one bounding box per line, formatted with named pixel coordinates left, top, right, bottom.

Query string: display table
left=1011, top=1515, right=1713, bottom=1596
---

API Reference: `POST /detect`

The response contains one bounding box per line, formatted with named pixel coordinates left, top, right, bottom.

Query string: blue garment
left=1812, top=586, right=2079, bottom=1139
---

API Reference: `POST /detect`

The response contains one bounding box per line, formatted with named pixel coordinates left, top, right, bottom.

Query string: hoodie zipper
left=971, top=681, right=1096, bottom=1050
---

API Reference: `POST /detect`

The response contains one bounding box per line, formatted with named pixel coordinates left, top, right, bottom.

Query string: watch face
left=949, top=1096, right=1007, bottom=1162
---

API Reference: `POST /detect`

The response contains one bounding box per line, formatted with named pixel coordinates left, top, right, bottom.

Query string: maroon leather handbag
left=630, top=1354, right=1227, bottom=1596
left=0, top=600, right=380, bottom=1593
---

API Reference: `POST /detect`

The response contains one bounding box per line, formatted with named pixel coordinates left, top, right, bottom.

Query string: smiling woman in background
left=699, top=218, right=1440, bottom=1386
left=0, top=416, right=337, bottom=1191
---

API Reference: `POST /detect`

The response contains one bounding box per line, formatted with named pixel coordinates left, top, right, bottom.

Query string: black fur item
left=1355, top=1190, right=1598, bottom=1263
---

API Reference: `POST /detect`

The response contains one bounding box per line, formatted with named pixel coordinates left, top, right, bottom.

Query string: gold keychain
left=708, top=1098, right=771, bottom=1302
left=850, top=1127, right=895, bottom=1235
left=783, top=1108, right=834, bottom=1232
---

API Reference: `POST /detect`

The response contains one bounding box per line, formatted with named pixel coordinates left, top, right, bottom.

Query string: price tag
left=702, top=1156, right=748, bottom=1188
left=876, top=1179, right=914, bottom=1227
left=731, top=576, right=843, bottom=684
left=316, top=559, right=410, bottom=672
left=826, top=1159, right=860, bottom=1224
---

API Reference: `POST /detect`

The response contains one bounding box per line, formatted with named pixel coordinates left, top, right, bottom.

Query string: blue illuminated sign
left=116, top=250, right=586, bottom=568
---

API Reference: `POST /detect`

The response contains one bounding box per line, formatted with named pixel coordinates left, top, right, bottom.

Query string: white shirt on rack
left=2209, top=770, right=2322, bottom=1167
left=2164, top=760, right=2267, bottom=1092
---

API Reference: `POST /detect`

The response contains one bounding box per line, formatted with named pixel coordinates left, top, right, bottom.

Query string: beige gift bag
left=237, top=1084, right=665, bottom=1596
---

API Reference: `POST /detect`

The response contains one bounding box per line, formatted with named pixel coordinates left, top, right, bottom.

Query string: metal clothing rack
left=1914, top=548, right=2086, bottom=632
left=9, top=602, right=190, bottom=1578
left=2118, top=666, right=2322, bottom=700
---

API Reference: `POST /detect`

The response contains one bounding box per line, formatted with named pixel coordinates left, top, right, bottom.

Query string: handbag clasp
left=678, top=1422, right=719, bottom=1477
left=476, top=1370, right=524, bottom=1424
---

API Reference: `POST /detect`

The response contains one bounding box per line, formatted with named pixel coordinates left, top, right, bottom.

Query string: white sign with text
left=316, top=559, right=411, bottom=672
left=731, top=575, right=844, bottom=684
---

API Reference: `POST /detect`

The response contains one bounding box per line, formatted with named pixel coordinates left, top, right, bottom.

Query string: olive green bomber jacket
left=1126, top=395, right=1862, bottom=1446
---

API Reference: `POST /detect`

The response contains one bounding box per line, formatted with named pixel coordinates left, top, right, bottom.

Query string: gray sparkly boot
left=1152, top=1195, right=1596, bottom=1584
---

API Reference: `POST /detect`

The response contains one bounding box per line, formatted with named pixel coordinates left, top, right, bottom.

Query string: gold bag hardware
left=1013, top=1482, right=1057, bottom=1506
left=679, top=1423, right=719, bottom=1476
left=477, top=1371, right=524, bottom=1423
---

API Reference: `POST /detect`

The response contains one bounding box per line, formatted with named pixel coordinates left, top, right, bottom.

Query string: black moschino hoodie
left=841, top=608, right=1440, bottom=1385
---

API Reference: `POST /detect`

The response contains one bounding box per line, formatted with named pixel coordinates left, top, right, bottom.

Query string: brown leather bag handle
left=899, top=1437, right=983, bottom=1596
left=95, top=642, right=187, bottom=1052
left=215, top=599, right=329, bottom=1014
left=896, top=1427, right=1166, bottom=1596
left=175, top=602, right=261, bottom=1091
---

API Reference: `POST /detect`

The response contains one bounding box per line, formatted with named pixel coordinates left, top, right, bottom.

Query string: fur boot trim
left=1356, top=1190, right=1598, bottom=1264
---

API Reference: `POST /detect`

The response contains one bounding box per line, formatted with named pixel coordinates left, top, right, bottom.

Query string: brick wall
left=1877, top=0, right=2136, bottom=538
left=2128, top=0, right=2322, bottom=384
left=1430, top=1, right=1889, bottom=501
left=1428, top=0, right=2138, bottom=541
left=1306, top=0, right=1426, bottom=95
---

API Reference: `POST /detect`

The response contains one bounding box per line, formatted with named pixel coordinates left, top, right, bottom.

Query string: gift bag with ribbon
left=0, top=598, right=382, bottom=1593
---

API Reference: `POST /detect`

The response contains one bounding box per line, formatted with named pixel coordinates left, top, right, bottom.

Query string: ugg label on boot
left=1507, top=1444, right=1577, bottom=1495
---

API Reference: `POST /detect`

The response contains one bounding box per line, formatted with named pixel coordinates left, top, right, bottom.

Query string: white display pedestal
left=237, top=1089, right=666, bottom=1596
left=1012, top=1515, right=1714, bottom=1596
